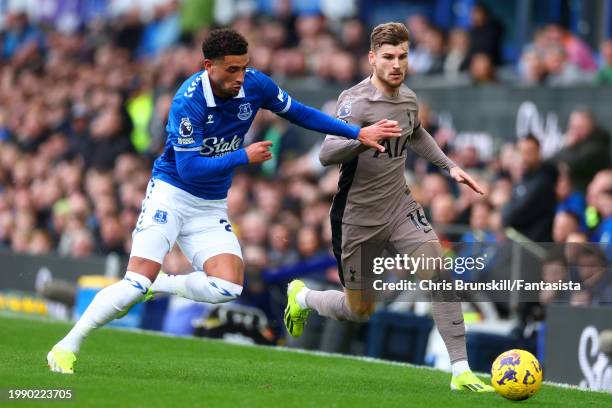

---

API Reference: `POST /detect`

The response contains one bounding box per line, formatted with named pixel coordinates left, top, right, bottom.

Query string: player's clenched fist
left=245, top=141, right=273, bottom=164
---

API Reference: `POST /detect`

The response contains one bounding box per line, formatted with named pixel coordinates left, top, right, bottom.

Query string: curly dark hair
left=201, top=29, right=248, bottom=60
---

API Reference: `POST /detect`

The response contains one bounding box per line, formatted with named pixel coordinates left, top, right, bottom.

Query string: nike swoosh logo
left=452, top=319, right=464, bottom=325
left=423, top=228, right=432, bottom=233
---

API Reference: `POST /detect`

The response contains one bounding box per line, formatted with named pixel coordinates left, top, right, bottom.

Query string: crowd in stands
left=2, top=1, right=612, bottom=85
left=0, top=1, right=610, bottom=327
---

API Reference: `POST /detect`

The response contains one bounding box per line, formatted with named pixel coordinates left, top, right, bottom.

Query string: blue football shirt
left=152, top=68, right=293, bottom=199
left=152, top=67, right=360, bottom=200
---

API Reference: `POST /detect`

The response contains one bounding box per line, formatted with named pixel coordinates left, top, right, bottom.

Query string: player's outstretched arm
left=278, top=99, right=401, bottom=151
left=259, top=71, right=400, bottom=150
left=408, top=126, right=484, bottom=195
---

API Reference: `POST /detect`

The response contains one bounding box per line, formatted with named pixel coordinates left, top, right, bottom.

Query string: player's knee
left=418, top=261, right=442, bottom=281
left=347, top=301, right=374, bottom=322
left=413, top=241, right=445, bottom=281
left=187, top=273, right=243, bottom=304
left=200, top=253, right=244, bottom=286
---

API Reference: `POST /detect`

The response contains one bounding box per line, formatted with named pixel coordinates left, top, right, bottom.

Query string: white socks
left=56, top=271, right=151, bottom=354
left=451, top=359, right=471, bottom=376
left=150, top=271, right=242, bottom=304
left=55, top=270, right=243, bottom=354
left=295, top=287, right=310, bottom=309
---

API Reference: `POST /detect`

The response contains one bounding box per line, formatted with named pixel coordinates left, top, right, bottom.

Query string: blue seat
left=466, top=331, right=538, bottom=373
left=367, top=311, right=434, bottom=365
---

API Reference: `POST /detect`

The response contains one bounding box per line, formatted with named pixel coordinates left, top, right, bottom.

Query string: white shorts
left=131, top=178, right=242, bottom=268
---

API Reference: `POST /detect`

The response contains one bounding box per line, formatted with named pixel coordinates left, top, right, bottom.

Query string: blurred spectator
left=240, top=244, right=273, bottom=316
left=552, top=211, right=581, bottom=243
left=555, top=110, right=611, bottom=192
left=1, top=12, right=44, bottom=62
left=339, top=18, right=368, bottom=59
left=595, top=39, right=612, bottom=85
left=430, top=193, right=460, bottom=243
left=424, top=28, right=446, bottom=75
left=138, top=1, right=181, bottom=59
left=239, top=210, right=269, bottom=246
left=419, top=173, right=451, bottom=211
left=543, top=23, right=597, bottom=72
left=328, top=51, right=358, bottom=84
left=518, top=28, right=547, bottom=84
left=502, top=135, right=558, bottom=241
left=469, top=53, right=496, bottom=84
left=518, top=50, right=546, bottom=85
left=267, top=223, right=299, bottom=268
left=113, top=8, right=144, bottom=53
left=69, top=229, right=95, bottom=259
left=587, top=170, right=612, bottom=244
left=98, top=215, right=128, bottom=256
left=297, top=225, right=324, bottom=259
left=88, top=108, right=135, bottom=170
left=542, top=45, right=584, bottom=86
left=575, top=248, right=612, bottom=305
left=455, top=200, right=497, bottom=281
left=466, top=4, right=503, bottom=66
left=180, top=0, right=214, bottom=34
left=570, top=289, right=592, bottom=306
left=556, top=162, right=587, bottom=230
left=28, top=229, right=53, bottom=255
left=564, top=232, right=590, bottom=268
left=443, top=28, right=469, bottom=78
left=465, top=200, right=495, bottom=239
left=539, top=252, right=570, bottom=305
left=406, top=14, right=433, bottom=75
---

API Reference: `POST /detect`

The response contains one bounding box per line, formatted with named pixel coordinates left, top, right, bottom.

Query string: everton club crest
left=152, top=209, right=168, bottom=224
left=237, top=103, right=252, bottom=120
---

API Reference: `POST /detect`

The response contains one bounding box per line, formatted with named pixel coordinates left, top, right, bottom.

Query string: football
left=491, top=349, right=543, bottom=400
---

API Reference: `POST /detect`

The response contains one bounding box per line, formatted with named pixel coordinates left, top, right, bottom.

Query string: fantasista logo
left=200, top=135, right=241, bottom=157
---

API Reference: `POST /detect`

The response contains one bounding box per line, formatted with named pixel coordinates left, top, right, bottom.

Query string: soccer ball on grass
left=491, top=349, right=543, bottom=400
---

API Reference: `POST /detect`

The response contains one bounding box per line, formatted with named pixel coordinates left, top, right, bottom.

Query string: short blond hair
left=370, top=22, right=410, bottom=51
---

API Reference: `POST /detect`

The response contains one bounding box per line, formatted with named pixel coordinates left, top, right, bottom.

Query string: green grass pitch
left=1, top=314, right=611, bottom=407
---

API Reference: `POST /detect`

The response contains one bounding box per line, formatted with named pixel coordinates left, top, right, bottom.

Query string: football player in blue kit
left=47, top=28, right=401, bottom=373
